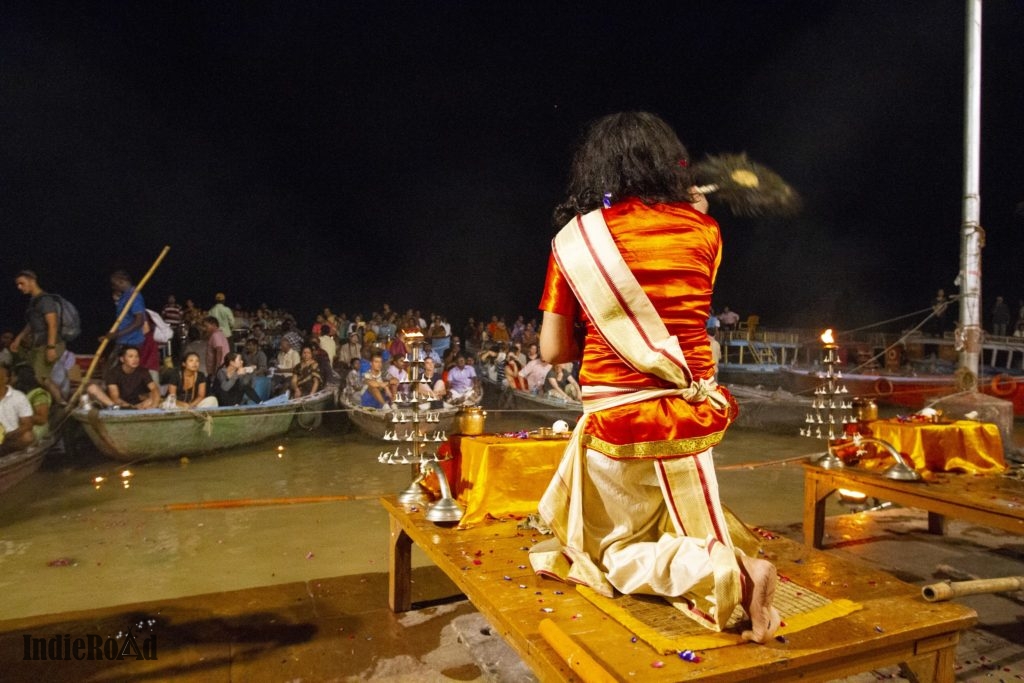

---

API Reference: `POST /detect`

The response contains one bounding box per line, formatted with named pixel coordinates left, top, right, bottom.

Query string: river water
left=1, top=402, right=1016, bottom=622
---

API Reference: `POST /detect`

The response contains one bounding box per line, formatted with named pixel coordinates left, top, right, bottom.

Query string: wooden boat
left=779, top=366, right=957, bottom=410
left=0, top=437, right=56, bottom=493
left=71, top=387, right=335, bottom=462
left=727, top=384, right=813, bottom=435
left=338, top=393, right=460, bottom=439
left=715, top=326, right=811, bottom=388
left=482, top=377, right=583, bottom=424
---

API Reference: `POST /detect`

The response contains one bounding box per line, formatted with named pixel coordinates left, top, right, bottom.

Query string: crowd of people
left=0, top=264, right=575, bottom=455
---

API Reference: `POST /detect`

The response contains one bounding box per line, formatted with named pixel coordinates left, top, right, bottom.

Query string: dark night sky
left=2, top=1, right=1023, bottom=347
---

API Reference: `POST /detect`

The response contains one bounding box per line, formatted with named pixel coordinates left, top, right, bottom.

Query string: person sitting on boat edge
left=213, top=353, right=262, bottom=406
left=415, top=356, right=446, bottom=408
left=307, top=336, right=336, bottom=383
left=361, top=351, right=393, bottom=409
left=446, top=354, right=480, bottom=405
left=86, top=345, right=161, bottom=410
left=13, top=363, right=52, bottom=442
left=291, top=344, right=322, bottom=398
left=545, top=362, right=581, bottom=402
left=242, top=338, right=268, bottom=376
left=167, top=351, right=217, bottom=409
left=518, top=343, right=551, bottom=395
left=343, top=357, right=364, bottom=404
left=272, top=337, right=301, bottom=395
left=0, top=364, right=37, bottom=454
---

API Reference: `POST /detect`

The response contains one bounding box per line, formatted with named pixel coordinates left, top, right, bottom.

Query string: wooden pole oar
left=151, top=494, right=380, bottom=511
left=67, top=245, right=171, bottom=410
left=922, top=576, right=1024, bottom=602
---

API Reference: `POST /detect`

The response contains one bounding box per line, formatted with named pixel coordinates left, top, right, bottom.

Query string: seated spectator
left=317, top=324, right=337, bottom=365
left=477, top=344, right=500, bottom=382
left=87, top=345, right=161, bottom=410
left=272, top=338, right=301, bottom=394
left=0, top=364, right=35, bottom=454
left=518, top=343, right=551, bottom=394
left=291, top=344, right=323, bottom=398
left=428, top=315, right=449, bottom=356
left=213, top=353, right=262, bottom=406
left=446, top=354, right=480, bottom=405
left=505, top=354, right=527, bottom=390
left=546, top=362, right=581, bottom=402
left=242, top=338, right=269, bottom=375
left=338, top=330, right=362, bottom=367
left=13, top=364, right=51, bottom=442
left=415, top=357, right=446, bottom=408
left=360, top=352, right=393, bottom=409
left=167, top=351, right=216, bottom=409
left=307, top=337, right=335, bottom=383
left=343, top=357, right=364, bottom=404
left=521, top=320, right=539, bottom=347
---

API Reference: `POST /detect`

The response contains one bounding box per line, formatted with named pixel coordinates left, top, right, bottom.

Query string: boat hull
left=71, top=389, right=334, bottom=461
left=727, top=385, right=811, bottom=435
left=340, top=396, right=458, bottom=439
left=781, top=367, right=962, bottom=409
left=0, top=438, right=55, bottom=493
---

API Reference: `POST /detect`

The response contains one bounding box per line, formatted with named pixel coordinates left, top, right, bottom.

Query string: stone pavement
left=1, top=506, right=1020, bottom=681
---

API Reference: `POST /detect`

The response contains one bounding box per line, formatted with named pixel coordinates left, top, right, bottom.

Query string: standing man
left=11, top=270, right=65, bottom=403
left=992, top=296, right=1011, bottom=337
left=209, top=293, right=235, bottom=344
left=161, top=294, right=185, bottom=361
left=105, top=270, right=146, bottom=350
left=533, top=112, right=778, bottom=643
left=202, top=317, right=231, bottom=376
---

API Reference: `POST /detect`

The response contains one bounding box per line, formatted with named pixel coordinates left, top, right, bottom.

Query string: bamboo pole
left=68, top=245, right=171, bottom=409
left=538, top=618, right=617, bottom=683
left=922, top=576, right=1024, bottom=602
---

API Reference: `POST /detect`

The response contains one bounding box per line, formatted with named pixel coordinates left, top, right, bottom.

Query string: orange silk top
left=539, top=198, right=733, bottom=456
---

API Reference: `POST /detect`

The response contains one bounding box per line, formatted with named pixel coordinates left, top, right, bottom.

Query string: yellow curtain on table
left=864, top=419, right=1005, bottom=474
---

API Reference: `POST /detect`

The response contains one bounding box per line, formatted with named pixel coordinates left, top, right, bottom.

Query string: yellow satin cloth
left=454, top=436, right=567, bottom=528
left=539, top=198, right=731, bottom=452
left=863, top=419, right=1006, bottom=473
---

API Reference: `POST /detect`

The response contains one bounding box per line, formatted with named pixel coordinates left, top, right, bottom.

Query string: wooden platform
left=384, top=496, right=976, bottom=681
left=803, top=462, right=1024, bottom=549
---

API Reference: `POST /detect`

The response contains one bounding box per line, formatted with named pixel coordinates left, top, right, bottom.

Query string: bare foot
left=738, top=554, right=782, bottom=643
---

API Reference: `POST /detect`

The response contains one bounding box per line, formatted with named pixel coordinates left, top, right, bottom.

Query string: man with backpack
left=11, top=270, right=69, bottom=404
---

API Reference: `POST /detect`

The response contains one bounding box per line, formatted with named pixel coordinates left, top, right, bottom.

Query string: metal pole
left=958, top=0, right=983, bottom=380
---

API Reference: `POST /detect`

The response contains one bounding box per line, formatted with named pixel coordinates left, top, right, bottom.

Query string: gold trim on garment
left=582, top=431, right=726, bottom=459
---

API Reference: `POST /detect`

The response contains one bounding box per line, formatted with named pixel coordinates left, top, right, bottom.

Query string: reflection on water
left=3, top=405, right=1016, bottom=622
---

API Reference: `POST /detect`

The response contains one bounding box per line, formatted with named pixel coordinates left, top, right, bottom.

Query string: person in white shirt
left=0, top=364, right=37, bottom=454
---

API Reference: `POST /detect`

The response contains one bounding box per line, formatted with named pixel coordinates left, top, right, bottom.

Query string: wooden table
left=384, top=495, right=977, bottom=682
left=804, top=462, right=1024, bottom=549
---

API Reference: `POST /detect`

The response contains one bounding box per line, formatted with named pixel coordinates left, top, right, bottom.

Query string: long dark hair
left=552, top=111, right=694, bottom=227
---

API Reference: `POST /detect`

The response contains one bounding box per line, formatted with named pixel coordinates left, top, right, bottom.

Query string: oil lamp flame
left=820, top=329, right=835, bottom=345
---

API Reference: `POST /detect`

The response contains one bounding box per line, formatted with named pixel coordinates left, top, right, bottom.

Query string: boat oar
left=922, top=576, right=1024, bottom=602
left=152, top=494, right=380, bottom=511
left=67, top=245, right=171, bottom=410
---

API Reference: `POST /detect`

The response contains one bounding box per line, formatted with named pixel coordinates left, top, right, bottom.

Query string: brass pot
left=455, top=406, right=487, bottom=435
left=851, top=397, right=878, bottom=422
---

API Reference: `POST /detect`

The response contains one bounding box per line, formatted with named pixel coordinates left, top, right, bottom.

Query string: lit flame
left=120, top=469, right=133, bottom=479
left=820, top=329, right=835, bottom=345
